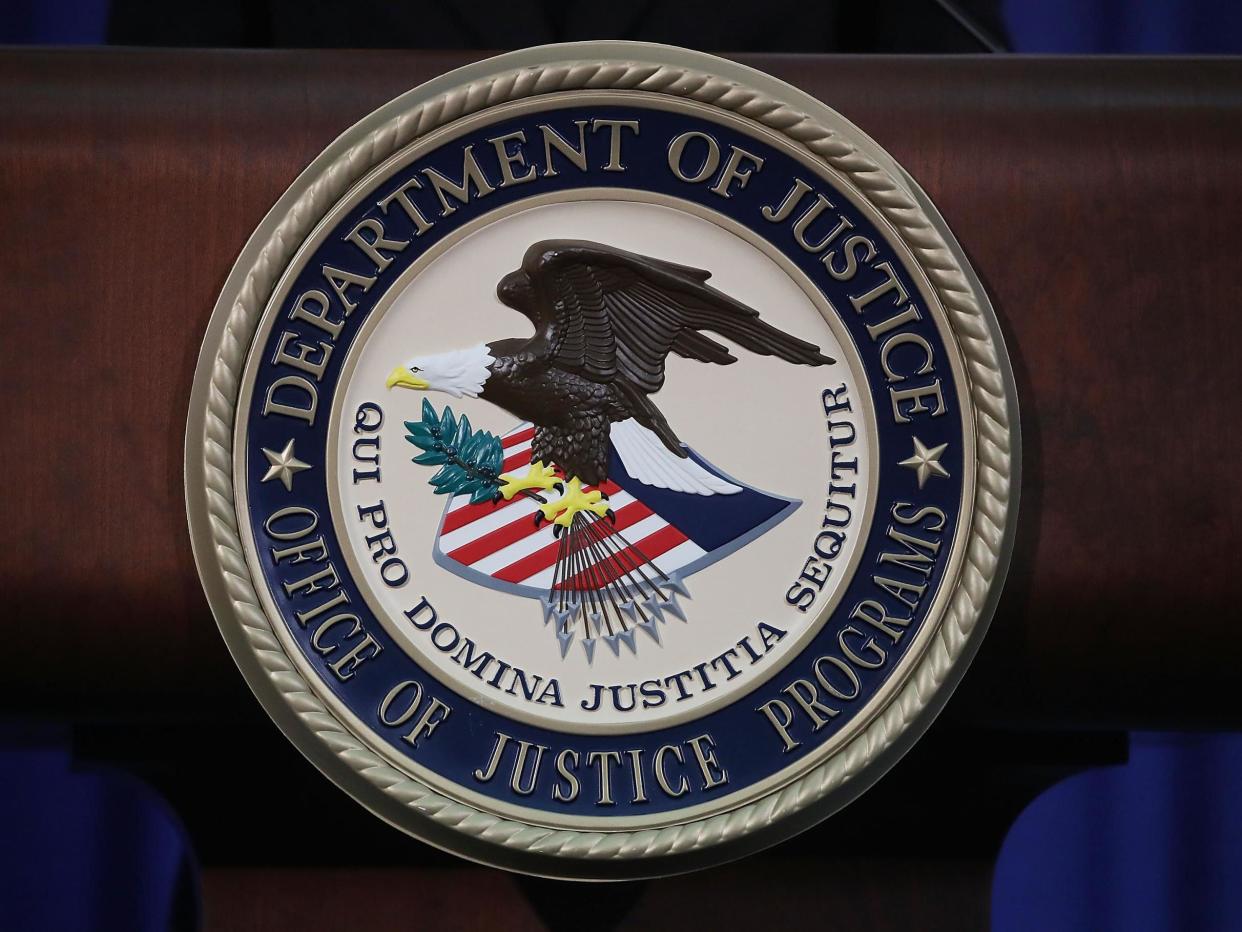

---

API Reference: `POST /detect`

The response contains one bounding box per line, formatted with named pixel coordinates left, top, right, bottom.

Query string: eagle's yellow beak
left=386, top=365, right=430, bottom=390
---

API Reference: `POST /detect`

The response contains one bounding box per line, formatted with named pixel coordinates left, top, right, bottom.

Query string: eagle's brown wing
left=506, top=239, right=834, bottom=454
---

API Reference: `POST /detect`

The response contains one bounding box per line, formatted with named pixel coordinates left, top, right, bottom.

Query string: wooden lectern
left=1, top=49, right=1239, bottom=930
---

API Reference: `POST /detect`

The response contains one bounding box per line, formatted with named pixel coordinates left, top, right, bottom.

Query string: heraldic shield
left=427, top=417, right=799, bottom=659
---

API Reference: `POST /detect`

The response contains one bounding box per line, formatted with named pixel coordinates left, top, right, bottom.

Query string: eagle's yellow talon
left=539, top=477, right=611, bottom=527
left=496, top=460, right=560, bottom=501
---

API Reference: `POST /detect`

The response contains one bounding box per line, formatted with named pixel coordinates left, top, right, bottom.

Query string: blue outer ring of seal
left=241, top=103, right=965, bottom=818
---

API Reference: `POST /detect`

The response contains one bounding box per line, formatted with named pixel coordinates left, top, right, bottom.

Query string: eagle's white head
left=385, top=344, right=494, bottom=398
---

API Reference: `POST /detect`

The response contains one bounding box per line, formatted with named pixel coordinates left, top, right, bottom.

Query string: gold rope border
left=196, top=56, right=1014, bottom=862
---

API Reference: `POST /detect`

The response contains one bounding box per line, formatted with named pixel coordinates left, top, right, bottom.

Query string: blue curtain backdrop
left=1, top=3, right=1240, bottom=931
left=0, top=0, right=108, bottom=43
left=994, top=734, right=1242, bottom=932
left=0, top=727, right=198, bottom=932
left=1003, top=0, right=1242, bottom=53
left=3, top=0, right=1242, bottom=51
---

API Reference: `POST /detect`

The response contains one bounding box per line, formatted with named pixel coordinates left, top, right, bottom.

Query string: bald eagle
left=387, top=239, right=833, bottom=524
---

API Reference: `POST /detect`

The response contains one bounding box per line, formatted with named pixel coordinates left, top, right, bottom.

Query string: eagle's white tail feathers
left=609, top=419, right=740, bottom=496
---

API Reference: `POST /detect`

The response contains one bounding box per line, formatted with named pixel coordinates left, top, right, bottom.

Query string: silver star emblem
left=899, top=436, right=949, bottom=489
left=261, top=439, right=311, bottom=491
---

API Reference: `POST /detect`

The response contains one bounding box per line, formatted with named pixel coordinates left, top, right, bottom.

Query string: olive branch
left=404, top=399, right=505, bottom=505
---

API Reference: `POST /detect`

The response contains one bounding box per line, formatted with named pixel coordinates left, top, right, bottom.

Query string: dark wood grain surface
left=1, top=49, right=1239, bottom=730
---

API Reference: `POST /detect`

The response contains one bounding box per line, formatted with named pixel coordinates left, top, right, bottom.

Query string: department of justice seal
left=186, top=42, right=1019, bottom=878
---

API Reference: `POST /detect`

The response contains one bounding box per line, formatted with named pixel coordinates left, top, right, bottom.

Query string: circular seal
left=186, top=42, right=1019, bottom=878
